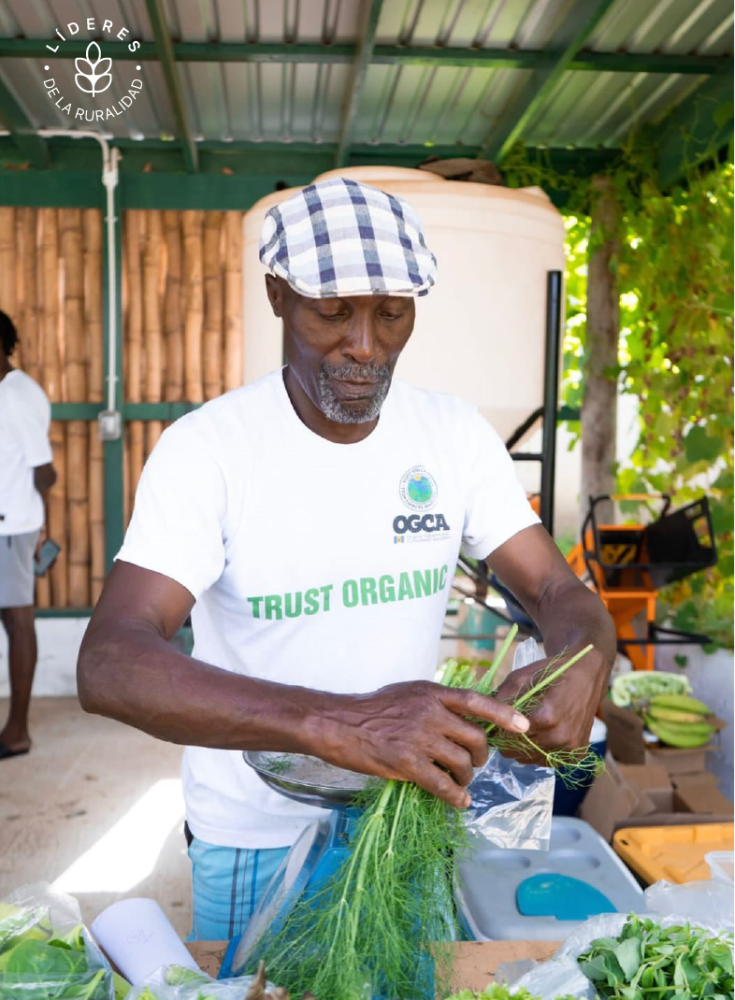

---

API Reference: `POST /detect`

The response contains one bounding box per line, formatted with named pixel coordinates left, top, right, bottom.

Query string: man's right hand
left=308, top=681, right=529, bottom=810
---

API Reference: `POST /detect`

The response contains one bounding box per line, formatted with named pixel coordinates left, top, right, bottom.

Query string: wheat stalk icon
left=75, top=41, right=113, bottom=96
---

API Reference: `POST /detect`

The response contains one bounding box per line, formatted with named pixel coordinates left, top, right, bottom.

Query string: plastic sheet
left=645, top=877, right=734, bottom=933
left=496, top=877, right=735, bottom=997
left=464, top=750, right=554, bottom=851
left=0, top=882, right=115, bottom=999
left=126, top=963, right=285, bottom=999
left=464, top=638, right=555, bottom=852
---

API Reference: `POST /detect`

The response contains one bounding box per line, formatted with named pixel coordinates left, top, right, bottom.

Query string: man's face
left=266, top=275, right=415, bottom=424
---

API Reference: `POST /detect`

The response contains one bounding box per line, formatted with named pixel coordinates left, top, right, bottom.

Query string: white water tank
left=241, top=166, right=565, bottom=444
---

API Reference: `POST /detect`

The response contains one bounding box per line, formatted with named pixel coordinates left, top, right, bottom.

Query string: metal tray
left=243, top=750, right=377, bottom=809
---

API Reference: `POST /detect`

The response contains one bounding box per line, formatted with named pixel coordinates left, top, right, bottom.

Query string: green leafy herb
left=578, top=912, right=735, bottom=999
left=0, top=902, right=116, bottom=1000
left=246, top=631, right=602, bottom=998
left=443, top=987, right=576, bottom=1000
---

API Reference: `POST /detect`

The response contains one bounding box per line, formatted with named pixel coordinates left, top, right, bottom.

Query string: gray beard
left=317, top=362, right=392, bottom=424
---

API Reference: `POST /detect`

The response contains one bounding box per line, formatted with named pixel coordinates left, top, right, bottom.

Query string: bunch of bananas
left=644, top=694, right=718, bottom=748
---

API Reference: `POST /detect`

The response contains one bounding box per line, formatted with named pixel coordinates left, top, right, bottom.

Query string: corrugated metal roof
left=0, top=0, right=731, bottom=153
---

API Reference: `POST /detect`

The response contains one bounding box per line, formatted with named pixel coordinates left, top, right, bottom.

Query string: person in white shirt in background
left=0, top=310, right=56, bottom=760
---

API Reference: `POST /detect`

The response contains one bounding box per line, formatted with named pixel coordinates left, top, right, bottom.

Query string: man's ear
left=265, top=274, right=284, bottom=318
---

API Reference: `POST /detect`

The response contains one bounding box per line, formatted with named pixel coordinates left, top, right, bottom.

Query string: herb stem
left=512, top=643, right=594, bottom=711
left=474, top=624, right=518, bottom=695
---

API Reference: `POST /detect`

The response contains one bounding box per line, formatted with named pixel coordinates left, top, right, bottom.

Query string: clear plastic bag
left=644, top=877, right=734, bottom=933
left=464, top=638, right=555, bottom=851
left=0, top=882, right=115, bottom=999
left=126, top=962, right=284, bottom=999
left=464, top=750, right=554, bottom=851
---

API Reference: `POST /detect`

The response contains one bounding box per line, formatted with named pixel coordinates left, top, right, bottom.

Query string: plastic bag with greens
left=126, top=961, right=293, bottom=998
left=0, top=882, right=118, bottom=999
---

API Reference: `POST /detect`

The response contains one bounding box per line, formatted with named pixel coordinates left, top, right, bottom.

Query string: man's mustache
left=321, top=363, right=391, bottom=381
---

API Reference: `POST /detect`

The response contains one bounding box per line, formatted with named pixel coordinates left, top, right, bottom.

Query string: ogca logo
left=43, top=18, right=143, bottom=123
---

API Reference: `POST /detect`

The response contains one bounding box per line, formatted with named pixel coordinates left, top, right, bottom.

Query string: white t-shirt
left=0, top=370, right=53, bottom=536
left=117, top=369, right=539, bottom=848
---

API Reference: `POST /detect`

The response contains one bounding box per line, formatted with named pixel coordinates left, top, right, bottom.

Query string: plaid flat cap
left=259, top=177, right=437, bottom=298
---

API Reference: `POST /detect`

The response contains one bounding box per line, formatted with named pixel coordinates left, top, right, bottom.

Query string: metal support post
left=540, top=270, right=562, bottom=536
left=102, top=163, right=125, bottom=572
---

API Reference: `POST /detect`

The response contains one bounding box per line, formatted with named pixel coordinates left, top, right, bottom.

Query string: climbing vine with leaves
left=504, top=147, right=734, bottom=648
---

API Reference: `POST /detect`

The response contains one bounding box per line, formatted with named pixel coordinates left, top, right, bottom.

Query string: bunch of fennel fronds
left=247, top=627, right=602, bottom=1000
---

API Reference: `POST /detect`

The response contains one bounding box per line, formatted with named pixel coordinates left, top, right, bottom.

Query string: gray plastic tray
left=456, top=816, right=644, bottom=941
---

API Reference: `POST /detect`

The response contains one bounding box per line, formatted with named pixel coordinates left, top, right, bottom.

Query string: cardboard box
left=581, top=753, right=733, bottom=843
left=673, top=779, right=734, bottom=816
left=602, top=701, right=721, bottom=775
left=186, top=940, right=561, bottom=992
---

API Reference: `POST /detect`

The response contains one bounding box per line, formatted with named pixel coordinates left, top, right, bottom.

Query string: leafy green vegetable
left=578, top=913, right=735, bottom=999
left=0, top=901, right=115, bottom=1000
left=442, top=986, right=577, bottom=999
left=246, top=631, right=603, bottom=999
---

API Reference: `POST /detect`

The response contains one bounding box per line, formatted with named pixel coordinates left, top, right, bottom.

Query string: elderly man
left=78, top=178, right=615, bottom=939
left=0, top=310, right=56, bottom=760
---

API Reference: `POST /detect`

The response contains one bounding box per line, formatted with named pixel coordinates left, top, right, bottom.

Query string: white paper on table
left=92, top=897, right=200, bottom=985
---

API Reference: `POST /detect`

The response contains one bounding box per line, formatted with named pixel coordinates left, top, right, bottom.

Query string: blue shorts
left=187, top=831, right=290, bottom=941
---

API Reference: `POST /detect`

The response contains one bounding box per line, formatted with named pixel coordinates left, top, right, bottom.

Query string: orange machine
left=566, top=494, right=717, bottom=671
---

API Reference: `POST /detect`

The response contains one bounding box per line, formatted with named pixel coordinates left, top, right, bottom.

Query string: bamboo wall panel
left=183, top=210, right=204, bottom=404
left=0, top=208, right=19, bottom=370
left=122, top=209, right=245, bottom=516
left=224, top=212, right=244, bottom=393
left=163, top=211, right=184, bottom=402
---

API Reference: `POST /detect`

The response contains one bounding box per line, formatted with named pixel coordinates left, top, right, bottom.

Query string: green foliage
left=0, top=903, right=113, bottom=1000
left=504, top=142, right=734, bottom=648
left=578, top=912, right=734, bottom=998
left=614, top=160, right=734, bottom=649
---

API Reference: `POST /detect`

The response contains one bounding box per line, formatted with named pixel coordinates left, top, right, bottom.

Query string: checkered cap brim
left=259, top=178, right=437, bottom=298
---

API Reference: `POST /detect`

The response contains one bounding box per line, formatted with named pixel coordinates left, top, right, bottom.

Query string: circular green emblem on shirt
left=408, top=475, right=433, bottom=505
left=399, top=466, right=437, bottom=511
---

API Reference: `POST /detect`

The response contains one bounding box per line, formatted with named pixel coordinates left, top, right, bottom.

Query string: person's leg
left=0, top=531, right=39, bottom=756
left=186, top=833, right=289, bottom=941
left=0, top=604, right=37, bottom=753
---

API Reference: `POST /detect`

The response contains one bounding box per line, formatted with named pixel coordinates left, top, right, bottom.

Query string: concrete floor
left=0, top=697, right=192, bottom=937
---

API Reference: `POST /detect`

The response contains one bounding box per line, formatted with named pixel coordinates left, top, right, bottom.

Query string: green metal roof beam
left=383, top=48, right=733, bottom=74
left=0, top=72, right=47, bottom=167
left=656, top=75, right=734, bottom=188
left=143, top=0, right=197, bottom=172
left=0, top=37, right=730, bottom=76
left=335, top=0, right=385, bottom=167
left=477, top=0, right=618, bottom=163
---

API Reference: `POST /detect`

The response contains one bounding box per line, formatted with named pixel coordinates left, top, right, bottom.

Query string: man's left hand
left=493, top=645, right=610, bottom=764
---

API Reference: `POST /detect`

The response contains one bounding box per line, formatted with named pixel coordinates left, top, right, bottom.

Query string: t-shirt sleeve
left=461, top=408, right=541, bottom=560
left=11, top=384, right=53, bottom=468
left=116, top=419, right=228, bottom=601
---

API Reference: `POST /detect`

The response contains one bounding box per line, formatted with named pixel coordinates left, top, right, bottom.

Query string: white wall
left=0, top=618, right=87, bottom=698
left=514, top=392, right=640, bottom=539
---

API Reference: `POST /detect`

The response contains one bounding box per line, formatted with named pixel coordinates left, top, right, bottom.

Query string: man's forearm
left=77, top=623, right=327, bottom=753
left=535, top=577, right=617, bottom=669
